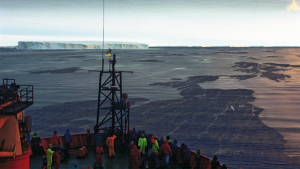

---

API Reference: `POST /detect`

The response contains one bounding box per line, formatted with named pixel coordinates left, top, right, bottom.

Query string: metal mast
left=93, top=53, right=133, bottom=151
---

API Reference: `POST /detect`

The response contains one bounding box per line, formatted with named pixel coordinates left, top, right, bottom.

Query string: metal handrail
left=79, top=167, right=91, bottom=169
left=43, top=166, right=67, bottom=169
left=0, top=82, right=33, bottom=114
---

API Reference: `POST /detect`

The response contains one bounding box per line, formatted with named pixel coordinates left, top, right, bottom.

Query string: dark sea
left=1, top=47, right=300, bottom=169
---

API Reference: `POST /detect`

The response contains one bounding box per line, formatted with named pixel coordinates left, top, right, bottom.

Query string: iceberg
left=17, top=41, right=148, bottom=50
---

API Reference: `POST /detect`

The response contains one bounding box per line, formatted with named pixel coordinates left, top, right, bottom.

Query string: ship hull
left=0, top=152, right=30, bottom=169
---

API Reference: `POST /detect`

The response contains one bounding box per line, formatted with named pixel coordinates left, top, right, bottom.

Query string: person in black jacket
left=142, top=130, right=147, bottom=139
left=86, top=129, right=91, bottom=149
left=166, top=136, right=172, bottom=147
left=194, top=148, right=202, bottom=169
left=137, top=130, right=142, bottom=140
left=211, top=156, right=220, bottom=169
left=179, top=143, right=185, bottom=165
left=221, top=164, right=227, bottom=169
left=158, top=135, right=165, bottom=148
left=31, top=132, right=41, bottom=155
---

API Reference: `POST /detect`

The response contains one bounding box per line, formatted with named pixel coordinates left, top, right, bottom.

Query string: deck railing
left=40, top=132, right=95, bottom=154
left=79, top=166, right=91, bottom=169
left=42, top=166, right=66, bottom=169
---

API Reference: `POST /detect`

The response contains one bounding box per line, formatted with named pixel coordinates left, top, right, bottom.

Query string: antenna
left=101, top=0, right=105, bottom=72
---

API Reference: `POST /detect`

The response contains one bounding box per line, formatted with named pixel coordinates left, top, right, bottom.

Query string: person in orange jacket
left=130, top=144, right=141, bottom=169
left=53, top=149, right=61, bottom=169
left=52, top=131, right=60, bottom=146
left=106, top=134, right=116, bottom=157
left=93, top=143, right=104, bottom=168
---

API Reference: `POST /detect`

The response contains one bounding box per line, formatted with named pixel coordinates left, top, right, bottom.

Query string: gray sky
left=1, top=0, right=300, bottom=46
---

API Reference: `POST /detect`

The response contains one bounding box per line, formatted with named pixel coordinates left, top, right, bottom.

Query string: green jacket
left=138, top=138, right=147, bottom=147
left=138, top=138, right=147, bottom=154
left=46, top=148, right=54, bottom=161
left=152, top=140, right=159, bottom=154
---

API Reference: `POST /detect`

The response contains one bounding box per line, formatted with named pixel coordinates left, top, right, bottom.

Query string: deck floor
left=30, top=147, right=183, bottom=169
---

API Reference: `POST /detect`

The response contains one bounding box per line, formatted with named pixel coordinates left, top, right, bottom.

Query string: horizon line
left=1, top=43, right=300, bottom=48
left=149, top=46, right=300, bottom=48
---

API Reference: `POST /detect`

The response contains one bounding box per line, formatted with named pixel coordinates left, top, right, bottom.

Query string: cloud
left=287, top=0, right=300, bottom=11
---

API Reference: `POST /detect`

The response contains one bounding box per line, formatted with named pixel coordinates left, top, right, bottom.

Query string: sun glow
left=287, top=0, right=300, bottom=11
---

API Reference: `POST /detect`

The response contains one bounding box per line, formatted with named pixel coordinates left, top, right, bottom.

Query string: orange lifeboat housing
left=0, top=107, right=31, bottom=169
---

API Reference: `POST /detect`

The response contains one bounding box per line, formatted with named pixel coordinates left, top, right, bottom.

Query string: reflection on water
left=1, top=47, right=300, bottom=157
left=198, top=48, right=300, bottom=157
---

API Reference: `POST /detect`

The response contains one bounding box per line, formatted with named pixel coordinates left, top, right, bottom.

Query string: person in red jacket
left=93, top=143, right=104, bottom=168
left=160, top=140, right=172, bottom=165
left=52, top=131, right=60, bottom=146
left=130, top=145, right=141, bottom=169
left=106, top=134, right=116, bottom=157
left=53, top=149, right=61, bottom=169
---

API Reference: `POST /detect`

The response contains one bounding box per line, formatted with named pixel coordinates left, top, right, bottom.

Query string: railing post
left=13, top=99, right=15, bottom=113
left=19, top=89, right=22, bottom=109
left=26, top=87, right=28, bottom=101
left=32, top=85, right=34, bottom=103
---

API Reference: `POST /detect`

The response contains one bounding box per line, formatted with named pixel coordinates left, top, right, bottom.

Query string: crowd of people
left=26, top=128, right=227, bottom=169
left=26, top=130, right=71, bottom=169
left=127, top=128, right=227, bottom=169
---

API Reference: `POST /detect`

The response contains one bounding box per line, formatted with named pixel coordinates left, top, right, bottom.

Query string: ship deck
left=29, top=133, right=222, bottom=169
left=29, top=147, right=182, bottom=169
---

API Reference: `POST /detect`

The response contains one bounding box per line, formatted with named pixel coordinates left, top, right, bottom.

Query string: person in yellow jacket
left=138, top=134, right=147, bottom=154
left=152, top=135, right=159, bottom=154
left=46, top=144, right=54, bottom=168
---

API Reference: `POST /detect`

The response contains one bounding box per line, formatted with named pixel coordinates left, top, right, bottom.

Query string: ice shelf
left=17, top=41, right=149, bottom=50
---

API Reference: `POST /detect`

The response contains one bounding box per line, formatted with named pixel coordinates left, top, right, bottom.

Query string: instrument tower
left=93, top=52, right=133, bottom=150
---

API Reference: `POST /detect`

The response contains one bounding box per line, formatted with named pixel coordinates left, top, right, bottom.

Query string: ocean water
left=1, top=47, right=300, bottom=168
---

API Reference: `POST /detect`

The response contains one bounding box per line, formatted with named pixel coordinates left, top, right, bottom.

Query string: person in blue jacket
left=64, top=128, right=72, bottom=150
left=146, top=134, right=153, bottom=157
left=171, top=139, right=178, bottom=163
left=130, top=128, right=138, bottom=145
left=26, top=133, right=31, bottom=144
left=182, top=144, right=191, bottom=169
left=131, top=128, right=137, bottom=136
left=94, top=131, right=103, bottom=149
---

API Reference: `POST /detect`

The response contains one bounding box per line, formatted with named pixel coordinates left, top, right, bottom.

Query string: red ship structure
left=0, top=78, right=33, bottom=169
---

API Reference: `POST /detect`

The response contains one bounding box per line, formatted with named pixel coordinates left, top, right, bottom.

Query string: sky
left=0, top=0, right=300, bottom=46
